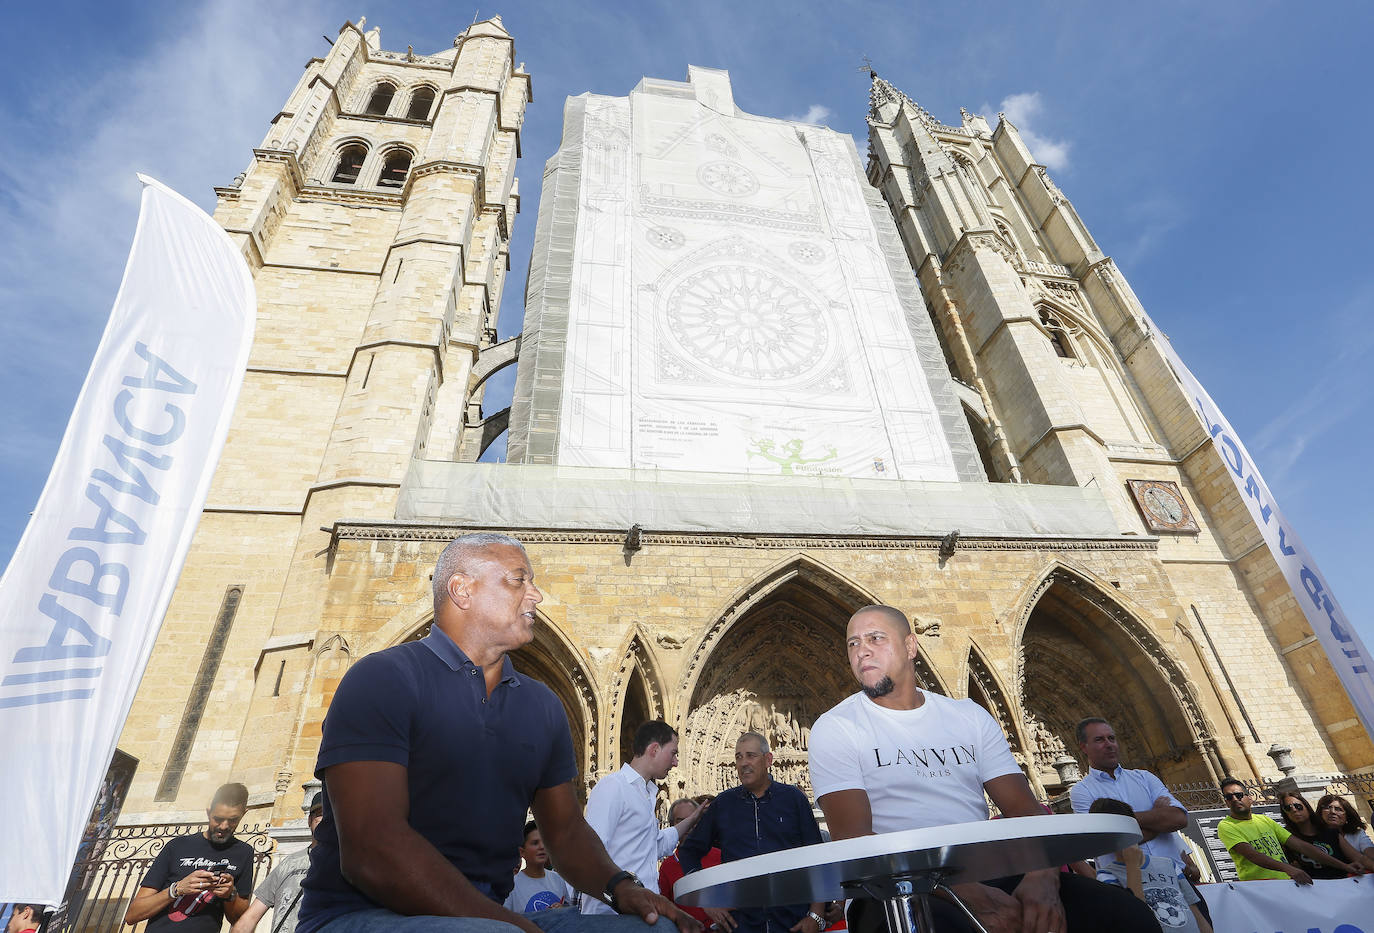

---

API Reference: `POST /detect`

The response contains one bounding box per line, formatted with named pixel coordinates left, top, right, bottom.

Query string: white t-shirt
left=1095, top=852, right=1199, bottom=933
left=809, top=690, right=1022, bottom=831
left=1345, top=830, right=1374, bottom=853
left=503, top=868, right=573, bottom=913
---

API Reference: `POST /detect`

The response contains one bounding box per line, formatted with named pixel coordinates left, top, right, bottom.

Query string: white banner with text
left=1206, top=877, right=1371, bottom=933
left=0, top=176, right=255, bottom=902
left=1156, top=328, right=1374, bottom=737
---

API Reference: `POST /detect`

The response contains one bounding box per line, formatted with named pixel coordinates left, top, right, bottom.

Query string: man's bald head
left=850, top=604, right=912, bottom=636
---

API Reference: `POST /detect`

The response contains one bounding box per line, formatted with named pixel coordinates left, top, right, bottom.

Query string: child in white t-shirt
left=1090, top=798, right=1211, bottom=933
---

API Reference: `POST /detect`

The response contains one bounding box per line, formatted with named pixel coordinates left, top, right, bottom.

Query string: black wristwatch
left=604, top=870, right=643, bottom=912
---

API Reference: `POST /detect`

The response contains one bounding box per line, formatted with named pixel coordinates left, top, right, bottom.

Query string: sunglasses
left=1321, top=803, right=1348, bottom=812
left=1222, top=791, right=1248, bottom=800
left=1282, top=803, right=1307, bottom=811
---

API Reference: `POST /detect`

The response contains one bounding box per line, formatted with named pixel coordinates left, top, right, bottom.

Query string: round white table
left=673, top=814, right=1140, bottom=933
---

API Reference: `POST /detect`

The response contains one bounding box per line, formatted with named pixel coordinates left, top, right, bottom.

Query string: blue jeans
left=317, top=906, right=678, bottom=933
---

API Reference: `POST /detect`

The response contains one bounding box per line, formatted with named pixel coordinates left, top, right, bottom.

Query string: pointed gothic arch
left=965, top=641, right=1039, bottom=789
left=608, top=630, right=666, bottom=773
left=1010, top=563, right=1220, bottom=786
left=676, top=555, right=947, bottom=801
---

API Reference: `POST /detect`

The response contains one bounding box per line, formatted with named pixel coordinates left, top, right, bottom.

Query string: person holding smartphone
left=124, top=783, right=255, bottom=932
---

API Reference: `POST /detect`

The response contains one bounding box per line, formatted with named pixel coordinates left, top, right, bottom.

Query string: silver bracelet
left=169, top=881, right=179, bottom=899
left=807, top=911, right=828, bottom=931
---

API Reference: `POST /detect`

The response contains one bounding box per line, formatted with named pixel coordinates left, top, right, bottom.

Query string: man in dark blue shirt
left=678, top=733, right=826, bottom=933
left=298, top=533, right=695, bottom=933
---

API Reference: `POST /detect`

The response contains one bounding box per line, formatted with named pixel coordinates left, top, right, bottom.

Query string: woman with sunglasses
left=1315, top=794, right=1374, bottom=872
left=1277, top=792, right=1364, bottom=879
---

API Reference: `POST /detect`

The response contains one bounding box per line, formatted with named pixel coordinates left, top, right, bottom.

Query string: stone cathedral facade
left=112, top=19, right=1369, bottom=828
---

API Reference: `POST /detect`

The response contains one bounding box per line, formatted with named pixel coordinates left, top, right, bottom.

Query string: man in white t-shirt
left=809, top=605, right=1158, bottom=933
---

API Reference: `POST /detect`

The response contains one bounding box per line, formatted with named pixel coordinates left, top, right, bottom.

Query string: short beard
left=862, top=676, right=895, bottom=699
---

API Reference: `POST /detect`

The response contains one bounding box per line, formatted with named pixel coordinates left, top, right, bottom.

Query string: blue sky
left=2, top=1, right=1370, bottom=669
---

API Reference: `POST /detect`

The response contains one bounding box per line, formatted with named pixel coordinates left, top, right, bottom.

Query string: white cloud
left=989, top=91, right=1071, bottom=172
left=786, top=103, right=832, bottom=125
left=0, top=0, right=327, bottom=549
left=0, top=0, right=327, bottom=326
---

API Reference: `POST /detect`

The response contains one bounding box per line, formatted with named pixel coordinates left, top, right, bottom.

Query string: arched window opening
left=995, top=220, right=1021, bottom=255
left=1039, top=308, right=1076, bottom=359
left=406, top=87, right=435, bottom=120
left=378, top=150, right=412, bottom=188
left=365, top=82, right=396, bottom=116
left=331, top=144, right=368, bottom=184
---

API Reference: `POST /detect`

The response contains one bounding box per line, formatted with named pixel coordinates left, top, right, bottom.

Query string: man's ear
left=904, top=631, right=920, bottom=660
left=446, top=571, right=472, bottom=609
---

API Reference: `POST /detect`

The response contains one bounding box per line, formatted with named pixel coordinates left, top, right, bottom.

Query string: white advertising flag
left=1155, top=326, right=1374, bottom=737
left=0, top=176, right=255, bottom=903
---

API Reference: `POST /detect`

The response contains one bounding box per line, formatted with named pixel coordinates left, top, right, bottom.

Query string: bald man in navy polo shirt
left=299, top=533, right=696, bottom=933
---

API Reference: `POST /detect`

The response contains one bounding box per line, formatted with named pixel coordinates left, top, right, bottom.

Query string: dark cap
left=308, top=792, right=324, bottom=816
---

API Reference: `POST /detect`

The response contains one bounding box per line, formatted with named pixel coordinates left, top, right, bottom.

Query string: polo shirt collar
left=1088, top=764, right=1125, bottom=781
left=421, top=625, right=521, bottom=686
left=736, top=779, right=775, bottom=801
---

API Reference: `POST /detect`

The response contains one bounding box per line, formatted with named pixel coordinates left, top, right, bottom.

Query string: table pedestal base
left=843, top=873, right=990, bottom=933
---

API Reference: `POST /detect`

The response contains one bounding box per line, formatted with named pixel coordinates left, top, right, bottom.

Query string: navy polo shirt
left=298, top=626, right=576, bottom=933
left=679, top=780, right=823, bottom=933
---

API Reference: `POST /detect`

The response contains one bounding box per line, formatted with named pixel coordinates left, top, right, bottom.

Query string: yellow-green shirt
left=1217, top=813, right=1292, bottom=880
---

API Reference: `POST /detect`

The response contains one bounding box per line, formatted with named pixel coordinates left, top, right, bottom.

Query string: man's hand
left=822, top=902, right=845, bottom=927
left=614, top=882, right=701, bottom=933
left=675, top=800, right=710, bottom=840
left=212, top=873, right=236, bottom=900
left=1012, top=870, right=1064, bottom=933
left=182, top=869, right=219, bottom=895
left=1284, top=865, right=1313, bottom=885
left=704, top=908, right=736, bottom=931
left=946, top=883, right=1020, bottom=933
left=1181, top=854, right=1202, bottom=886
left=788, top=904, right=827, bottom=933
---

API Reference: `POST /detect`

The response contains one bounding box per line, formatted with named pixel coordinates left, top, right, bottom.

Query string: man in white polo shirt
left=809, top=605, right=1157, bottom=933
left=583, top=721, right=706, bottom=916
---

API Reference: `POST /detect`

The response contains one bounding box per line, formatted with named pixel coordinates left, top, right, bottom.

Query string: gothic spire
left=867, top=71, right=942, bottom=132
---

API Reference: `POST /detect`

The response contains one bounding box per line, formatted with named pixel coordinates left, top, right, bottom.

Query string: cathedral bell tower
left=113, top=17, right=530, bottom=817
left=865, top=72, right=1373, bottom=771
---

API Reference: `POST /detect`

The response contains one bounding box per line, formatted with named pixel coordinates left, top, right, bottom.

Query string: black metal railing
left=50, top=822, right=276, bottom=933
left=1170, top=773, right=1374, bottom=811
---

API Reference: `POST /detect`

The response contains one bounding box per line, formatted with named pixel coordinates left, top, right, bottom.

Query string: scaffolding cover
left=399, top=461, right=1123, bottom=539
left=510, top=67, right=984, bottom=483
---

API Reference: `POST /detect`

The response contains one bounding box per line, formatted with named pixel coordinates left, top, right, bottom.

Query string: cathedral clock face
left=1127, top=480, right=1199, bottom=534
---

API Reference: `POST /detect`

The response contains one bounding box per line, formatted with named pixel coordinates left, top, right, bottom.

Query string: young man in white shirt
left=583, top=721, right=705, bottom=916
left=809, top=605, right=1158, bottom=933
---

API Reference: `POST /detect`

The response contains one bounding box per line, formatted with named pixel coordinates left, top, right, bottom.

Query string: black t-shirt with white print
left=140, top=833, right=254, bottom=933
